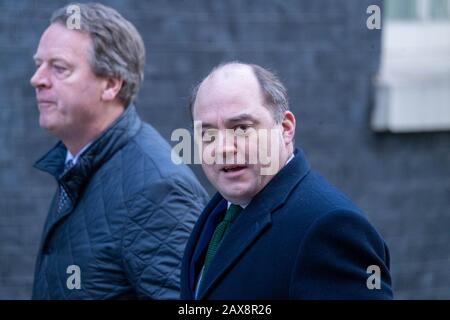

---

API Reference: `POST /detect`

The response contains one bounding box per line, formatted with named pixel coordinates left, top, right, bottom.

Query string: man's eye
left=202, top=130, right=217, bottom=141
left=54, top=65, right=67, bottom=73
left=235, top=125, right=250, bottom=135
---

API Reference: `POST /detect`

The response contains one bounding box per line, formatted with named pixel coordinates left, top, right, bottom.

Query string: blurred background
left=0, top=0, right=449, bottom=299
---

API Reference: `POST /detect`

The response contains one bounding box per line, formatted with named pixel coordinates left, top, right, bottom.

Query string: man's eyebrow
left=197, top=123, right=215, bottom=130
left=193, top=114, right=259, bottom=130
left=32, top=55, right=70, bottom=65
left=225, top=113, right=259, bottom=125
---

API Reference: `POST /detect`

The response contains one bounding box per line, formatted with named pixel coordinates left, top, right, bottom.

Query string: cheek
left=201, top=165, right=216, bottom=179
left=70, top=70, right=104, bottom=99
left=201, top=142, right=217, bottom=164
left=81, top=81, right=103, bottom=101
left=257, top=129, right=282, bottom=156
left=54, top=82, right=84, bottom=104
left=247, top=166, right=261, bottom=180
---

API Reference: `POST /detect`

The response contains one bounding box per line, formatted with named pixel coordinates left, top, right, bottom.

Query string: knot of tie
left=64, top=159, right=74, bottom=174
left=223, top=204, right=242, bottom=223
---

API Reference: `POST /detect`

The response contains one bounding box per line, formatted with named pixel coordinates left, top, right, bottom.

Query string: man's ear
left=281, top=111, right=296, bottom=145
left=101, top=77, right=123, bottom=102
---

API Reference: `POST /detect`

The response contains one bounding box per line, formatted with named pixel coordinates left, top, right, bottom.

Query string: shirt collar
left=65, top=142, right=92, bottom=165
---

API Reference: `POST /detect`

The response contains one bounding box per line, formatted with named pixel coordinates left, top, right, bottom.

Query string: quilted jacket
left=32, top=105, right=208, bottom=299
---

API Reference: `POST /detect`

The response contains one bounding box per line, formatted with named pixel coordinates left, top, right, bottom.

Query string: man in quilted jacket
left=30, top=3, right=208, bottom=299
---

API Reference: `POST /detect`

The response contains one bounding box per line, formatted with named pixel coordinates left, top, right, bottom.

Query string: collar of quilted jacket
left=34, top=104, right=142, bottom=205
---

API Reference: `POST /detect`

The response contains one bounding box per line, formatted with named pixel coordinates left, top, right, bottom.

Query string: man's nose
left=30, top=64, right=51, bottom=89
left=217, top=129, right=237, bottom=157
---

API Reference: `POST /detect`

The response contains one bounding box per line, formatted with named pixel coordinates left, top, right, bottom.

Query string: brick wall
left=0, top=0, right=449, bottom=299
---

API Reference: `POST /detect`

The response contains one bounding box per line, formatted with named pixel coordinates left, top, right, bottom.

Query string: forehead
left=34, top=23, right=92, bottom=61
left=193, top=66, right=269, bottom=121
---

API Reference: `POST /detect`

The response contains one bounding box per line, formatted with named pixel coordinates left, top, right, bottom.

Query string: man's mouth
left=221, top=165, right=247, bottom=173
left=37, top=99, right=54, bottom=104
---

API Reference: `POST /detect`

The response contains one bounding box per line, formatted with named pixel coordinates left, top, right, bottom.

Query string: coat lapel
left=34, top=142, right=70, bottom=249
left=39, top=192, right=74, bottom=251
left=184, top=194, right=226, bottom=298
left=197, top=200, right=272, bottom=299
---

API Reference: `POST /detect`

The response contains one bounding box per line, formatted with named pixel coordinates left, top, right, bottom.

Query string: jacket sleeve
left=289, top=209, right=393, bottom=299
left=121, top=177, right=207, bottom=299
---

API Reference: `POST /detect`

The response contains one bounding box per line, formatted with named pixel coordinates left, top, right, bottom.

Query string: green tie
left=202, top=204, right=243, bottom=276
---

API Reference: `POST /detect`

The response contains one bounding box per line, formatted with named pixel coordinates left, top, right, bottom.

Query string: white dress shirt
left=65, top=143, right=92, bottom=165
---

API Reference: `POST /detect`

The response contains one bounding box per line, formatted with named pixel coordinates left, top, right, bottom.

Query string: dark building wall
left=0, top=0, right=449, bottom=299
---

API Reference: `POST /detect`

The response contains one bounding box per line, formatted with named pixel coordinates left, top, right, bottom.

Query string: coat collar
left=34, top=105, right=142, bottom=247
left=196, top=148, right=311, bottom=299
left=34, top=105, right=142, bottom=203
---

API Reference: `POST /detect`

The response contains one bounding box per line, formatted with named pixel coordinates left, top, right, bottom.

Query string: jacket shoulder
left=285, top=170, right=364, bottom=221
left=283, top=171, right=393, bottom=299
left=105, top=122, right=208, bottom=201
left=289, top=208, right=393, bottom=299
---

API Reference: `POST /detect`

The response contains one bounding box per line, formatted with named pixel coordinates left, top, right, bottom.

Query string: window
left=371, top=0, right=450, bottom=132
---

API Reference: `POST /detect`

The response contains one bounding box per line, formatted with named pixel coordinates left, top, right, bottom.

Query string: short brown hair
left=51, top=3, right=145, bottom=106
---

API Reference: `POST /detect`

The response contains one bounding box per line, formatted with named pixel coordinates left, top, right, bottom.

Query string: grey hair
left=189, top=61, right=289, bottom=123
left=51, top=3, right=145, bottom=107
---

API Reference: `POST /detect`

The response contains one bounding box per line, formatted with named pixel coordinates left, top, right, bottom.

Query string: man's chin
left=39, top=117, right=59, bottom=133
left=39, top=118, right=52, bottom=130
left=219, top=188, right=253, bottom=206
